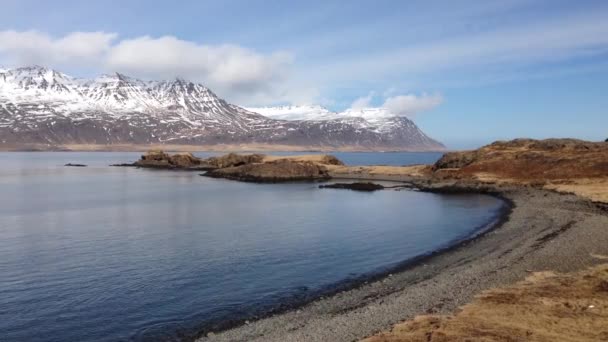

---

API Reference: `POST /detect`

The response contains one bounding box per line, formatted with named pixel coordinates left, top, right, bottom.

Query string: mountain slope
left=247, top=105, right=435, bottom=135
left=0, top=66, right=445, bottom=151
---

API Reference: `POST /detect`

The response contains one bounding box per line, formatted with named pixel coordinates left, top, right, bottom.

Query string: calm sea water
left=0, top=152, right=504, bottom=342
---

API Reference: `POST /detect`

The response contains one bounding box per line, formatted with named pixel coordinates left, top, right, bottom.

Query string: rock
left=167, top=152, right=202, bottom=168
left=128, top=150, right=214, bottom=170
left=204, top=159, right=331, bottom=182
left=319, top=182, right=385, bottom=191
left=202, top=153, right=265, bottom=168
left=318, top=155, right=344, bottom=166
left=433, top=150, right=480, bottom=170
left=64, top=163, right=87, bottom=167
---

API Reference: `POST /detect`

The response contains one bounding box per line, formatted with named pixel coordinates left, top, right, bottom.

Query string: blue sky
left=1, top=0, right=607, bottom=148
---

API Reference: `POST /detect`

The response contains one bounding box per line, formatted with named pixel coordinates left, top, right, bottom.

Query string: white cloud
left=105, top=36, right=293, bottom=99
left=0, top=31, right=296, bottom=104
left=0, top=30, right=116, bottom=66
left=349, top=92, right=375, bottom=110
left=342, top=92, right=442, bottom=119
left=383, top=94, right=443, bottom=117
left=4, top=6, right=606, bottom=108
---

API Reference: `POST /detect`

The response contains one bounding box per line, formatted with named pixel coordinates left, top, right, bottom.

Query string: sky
left=0, top=0, right=607, bottom=148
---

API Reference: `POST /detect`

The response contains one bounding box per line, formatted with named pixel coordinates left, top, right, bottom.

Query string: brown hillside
left=431, top=139, right=608, bottom=202
left=434, top=139, right=608, bottom=181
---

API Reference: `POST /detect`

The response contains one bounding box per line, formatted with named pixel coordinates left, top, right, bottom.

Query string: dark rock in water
left=65, top=163, right=87, bottom=167
left=319, top=182, right=385, bottom=191
left=204, top=159, right=330, bottom=183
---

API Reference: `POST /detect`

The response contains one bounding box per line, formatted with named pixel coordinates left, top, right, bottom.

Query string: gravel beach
left=196, top=186, right=608, bottom=342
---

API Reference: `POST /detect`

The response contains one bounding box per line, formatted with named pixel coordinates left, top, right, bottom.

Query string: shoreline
left=9, top=147, right=604, bottom=340
left=180, top=188, right=513, bottom=341
left=195, top=184, right=608, bottom=342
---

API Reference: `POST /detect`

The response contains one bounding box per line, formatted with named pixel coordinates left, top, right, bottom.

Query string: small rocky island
left=115, top=150, right=345, bottom=182
left=112, top=150, right=216, bottom=170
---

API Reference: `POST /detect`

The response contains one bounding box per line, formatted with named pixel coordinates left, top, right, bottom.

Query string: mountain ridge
left=0, top=66, right=445, bottom=151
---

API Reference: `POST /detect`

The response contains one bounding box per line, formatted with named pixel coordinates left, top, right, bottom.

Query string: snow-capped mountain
left=0, top=66, right=444, bottom=151
left=247, top=105, right=398, bottom=121
left=245, top=105, right=337, bottom=121
left=247, top=106, right=414, bottom=133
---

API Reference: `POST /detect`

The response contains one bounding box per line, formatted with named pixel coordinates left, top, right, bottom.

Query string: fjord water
left=0, top=152, right=504, bottom=342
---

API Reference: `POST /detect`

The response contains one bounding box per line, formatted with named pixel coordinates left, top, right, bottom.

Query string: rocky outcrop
left=64, top=163, right=87, bottom=167
left=432, top=150, right=480, bottom=170
left=202, top=153, right=265, bottom=169
left=317, top=155, right=344, bottom=166
left=125, top=150, right=214, bottom=170
left=204, top=159, right=331, bottom=183
left=113, top=151, right=345, bottom=180
left=319, top=182, right=385, bottom=191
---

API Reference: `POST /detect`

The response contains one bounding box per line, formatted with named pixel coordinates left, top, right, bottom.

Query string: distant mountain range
left=0, top=66, right=445, bottom=151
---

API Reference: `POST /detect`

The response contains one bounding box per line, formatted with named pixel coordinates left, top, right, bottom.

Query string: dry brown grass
left=262, top=154, right=344, bottom=165
left=328, top=165, right=431, bottom=178
left=545, top=178, right=608, bottom=203
left=364, top=264, right=608, bottom=342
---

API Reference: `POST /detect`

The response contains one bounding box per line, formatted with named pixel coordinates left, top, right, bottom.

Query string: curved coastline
left=193, top=181, right=608, bottom=342
left=50, top=147, right=606, bottom=341
left=175, top=184, right=514, bottom=341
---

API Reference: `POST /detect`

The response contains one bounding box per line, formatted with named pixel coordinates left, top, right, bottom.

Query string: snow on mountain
left=0, top=66, right=445, bottom=150
left=249, top=105, right=399, bottom=121
left=339, top=107, right=393, bottom=120
left=245, top=105, right=336, bottom=121
left=247, top=105, right=413, bottom=133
